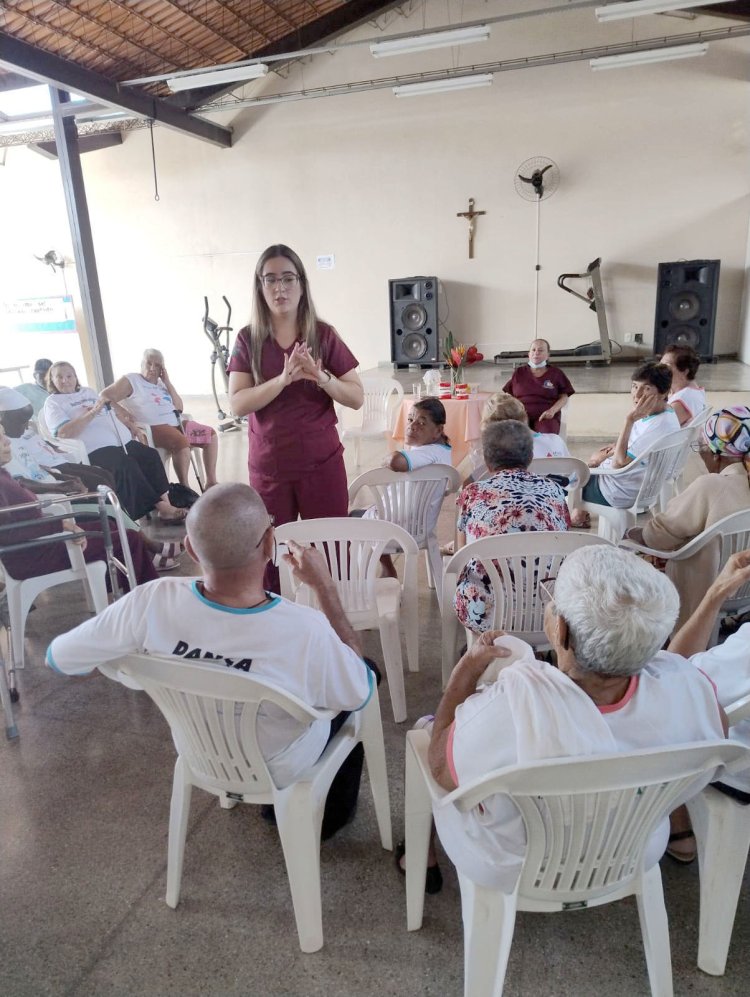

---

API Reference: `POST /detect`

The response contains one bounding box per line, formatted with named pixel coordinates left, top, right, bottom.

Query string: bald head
left=186, top=483, right=271, bottom=570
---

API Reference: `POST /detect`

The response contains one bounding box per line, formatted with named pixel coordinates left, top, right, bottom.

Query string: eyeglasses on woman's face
left=260, top=274, right=300, bottom=289
left=690, top=441, right=713, bottom=454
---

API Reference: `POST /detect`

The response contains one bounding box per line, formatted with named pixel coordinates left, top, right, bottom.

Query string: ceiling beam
left=0, top=30, right=232, bottom=147
left=168, top=0, right=399, bottom=108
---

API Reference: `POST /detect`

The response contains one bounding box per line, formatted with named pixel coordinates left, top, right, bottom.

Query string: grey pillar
left=50, top=87, right=113, bottom=388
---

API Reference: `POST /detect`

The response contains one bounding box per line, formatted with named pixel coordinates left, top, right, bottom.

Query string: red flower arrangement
left=443, top=331, right=484, bottom=382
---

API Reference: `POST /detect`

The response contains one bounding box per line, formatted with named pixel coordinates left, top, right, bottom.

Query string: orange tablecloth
left=391, top=394, right=490, bottom=467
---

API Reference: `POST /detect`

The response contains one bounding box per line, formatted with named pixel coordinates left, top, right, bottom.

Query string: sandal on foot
left=152, top=554, right=179, bottom=572
left=158, top=509, right=188, bottom=525
left=665, top=829, right=696, bottom=864
left=394, top=840, right=443, bottom=894
left=159, top=540, right=185, bottom=560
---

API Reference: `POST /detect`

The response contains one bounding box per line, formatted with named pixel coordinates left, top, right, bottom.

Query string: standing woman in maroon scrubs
left=228, top=244, right=363, bottom=529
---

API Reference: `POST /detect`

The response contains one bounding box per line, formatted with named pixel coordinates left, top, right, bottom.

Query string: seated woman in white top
left=101, top=349, right=218, bottom=489
left=582, top=362, right=680, bottom=515
left=422, top=545, right=726, bottom=892
left=660, top=345, right=706, bottom=427
left=42, top=361, right=186, bottom=524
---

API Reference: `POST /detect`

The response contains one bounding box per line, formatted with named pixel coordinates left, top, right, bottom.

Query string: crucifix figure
left=456, top=197, right=486, bottom=259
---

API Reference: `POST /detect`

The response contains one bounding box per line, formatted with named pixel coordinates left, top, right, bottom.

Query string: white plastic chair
left=348, top=463, right=462, bottom=601
left=581, top=426, right=698, bottom=543
left=405, top=728, right=748, bottom=997
left=107, top=652, right=392, bottom=953
left=134, top=416, right=206, bottom=492
left=340, top=376, right=403, bottom=467
left=0, top=614, right=18, bottom=739
left=558, top=401, right=569, bottom=442
left=528, top=456, right=590, bottom=517
left=441, top=532, right=612, bottom=686
left=686, top=402, right=712, bottom=429
left=686, top=692, right=750, bottom=976
left=620, top=509, right=750, bottom=646
left=275, top=517, right=418, bottom=723
left=0, top=509, right=108, bottom=672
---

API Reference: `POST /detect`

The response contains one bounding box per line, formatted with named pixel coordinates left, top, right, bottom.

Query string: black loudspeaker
left=389, top=276, right=440, bottom=366
left=653, top=259, right=720, bottom=359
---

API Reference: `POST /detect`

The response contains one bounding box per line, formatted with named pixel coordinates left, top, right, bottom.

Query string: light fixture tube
left=393, top=74, right=494, bottom=97
left=371, top=25, right=490, bottom=58
left=167, top=64, right=268, bottom=92
left=596, top=1, right=721, bottom=22
left=590, top=41, right=708, bottom=69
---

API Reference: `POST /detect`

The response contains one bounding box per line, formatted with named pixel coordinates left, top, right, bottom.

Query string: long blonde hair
left=245, top=244, right=320, bottom=384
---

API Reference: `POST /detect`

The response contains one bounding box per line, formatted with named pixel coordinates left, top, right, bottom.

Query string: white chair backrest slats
left=445, top=742, right=743, bottom=905
left=687, top=403, right=713, bottom=429
left=359, top=377, right=403, bottom=434
left=117, top=654, right=319, bottom=797
left=632, top=428, right=695, bottom=513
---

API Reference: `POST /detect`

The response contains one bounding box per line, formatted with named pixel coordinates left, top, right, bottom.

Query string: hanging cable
left=149, top=118, right=160, bottom=202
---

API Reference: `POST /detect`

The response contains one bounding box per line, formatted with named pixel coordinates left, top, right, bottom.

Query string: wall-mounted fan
left=514, top=157, right=560, bottom=338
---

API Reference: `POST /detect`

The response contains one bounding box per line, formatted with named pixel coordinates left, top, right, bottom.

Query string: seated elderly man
left=420, top=545, right=726, bottom=892
left=46, top=483, right=378, bottom=838
left=454, top=419, right=570, bottom=633
left=574, top=361, right=680, bottom=527
left=16, top=358, right=52, bottom=417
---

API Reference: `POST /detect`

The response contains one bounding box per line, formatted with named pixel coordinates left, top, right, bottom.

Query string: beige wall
left=1, top=1, right=749, bottom=392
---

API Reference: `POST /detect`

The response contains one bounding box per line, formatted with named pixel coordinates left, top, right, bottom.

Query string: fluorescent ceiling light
left=167, top=64, right=268, bottom=93
left=596, top=1, right=722, bottom=22
left=371, top=25, right=490, bottom=58
left=393, top=74, right=493, bottom=97
left=590, top=41, right=708, bottom=68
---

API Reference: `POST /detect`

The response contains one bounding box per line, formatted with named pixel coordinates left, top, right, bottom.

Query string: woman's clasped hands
left=279, top=343, right=326, bottom=387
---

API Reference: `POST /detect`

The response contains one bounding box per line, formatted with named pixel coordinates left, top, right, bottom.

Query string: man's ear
left=184, top=535, right=200, bottom=565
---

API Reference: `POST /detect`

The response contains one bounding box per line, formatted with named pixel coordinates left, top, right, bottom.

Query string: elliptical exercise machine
left=203, top=296, right=242, bottom=432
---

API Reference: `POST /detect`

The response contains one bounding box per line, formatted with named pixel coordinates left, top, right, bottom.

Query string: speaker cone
left=668, top=291, right=701, bottom=322
left=402, top=333, right=428, bottom=360
left=402, top=304, right=428, bottom=332
left=666, top=326, right=702, bottom=350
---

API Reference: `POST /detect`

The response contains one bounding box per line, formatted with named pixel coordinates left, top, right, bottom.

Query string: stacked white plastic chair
left=107, top=652, right=392, bottom=953
left=405, top=729, right=748, bottom=997
left=275, top=517, right=418, bottom=723
left=340, top=376, right=403, bottom=468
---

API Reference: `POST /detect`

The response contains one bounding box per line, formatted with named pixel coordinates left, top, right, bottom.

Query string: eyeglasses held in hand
left=539, top=577, right=556, bottom=604
left=261, top=274, right=300, bottom=289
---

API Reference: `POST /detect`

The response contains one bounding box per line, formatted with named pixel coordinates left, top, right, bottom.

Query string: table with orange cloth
left=390, top=393, right=490, bottom=467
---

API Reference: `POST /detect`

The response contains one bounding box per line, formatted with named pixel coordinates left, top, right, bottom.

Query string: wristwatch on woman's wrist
left=319, top=369, right=333, bottom=386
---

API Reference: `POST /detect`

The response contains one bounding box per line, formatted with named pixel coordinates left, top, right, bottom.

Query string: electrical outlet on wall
left=634, top=333, right=644, bottom=344
left=624, top=332, right=633, bottom=343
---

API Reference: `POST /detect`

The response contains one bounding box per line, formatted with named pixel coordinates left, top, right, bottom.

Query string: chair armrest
left=406, top=729, right=447, bottom=806
left=618, top=538, right=680, bottom=560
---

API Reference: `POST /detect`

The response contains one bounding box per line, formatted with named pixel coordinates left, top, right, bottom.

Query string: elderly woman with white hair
left=409, top=545, right=727, bottom=894
left=101, top=349, right=219, bottom=490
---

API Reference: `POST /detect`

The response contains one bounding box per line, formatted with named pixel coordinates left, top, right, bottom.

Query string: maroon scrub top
left=227, top=321, right=358, bottom=482
left=502, top=363, right=575, bottom=434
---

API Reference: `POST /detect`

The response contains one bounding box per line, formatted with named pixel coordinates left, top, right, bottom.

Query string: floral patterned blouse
left=454, top=468, right=571, bottom=633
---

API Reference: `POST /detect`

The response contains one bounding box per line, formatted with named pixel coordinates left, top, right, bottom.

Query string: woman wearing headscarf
left=625, top=406, right=750, bottom=629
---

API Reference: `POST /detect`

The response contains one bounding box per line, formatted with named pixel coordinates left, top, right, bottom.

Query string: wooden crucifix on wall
left=456, top=198, right=486, bottom=259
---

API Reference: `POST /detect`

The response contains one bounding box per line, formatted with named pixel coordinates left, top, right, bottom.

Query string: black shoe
left=394, top=840, right=443, bottom=894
